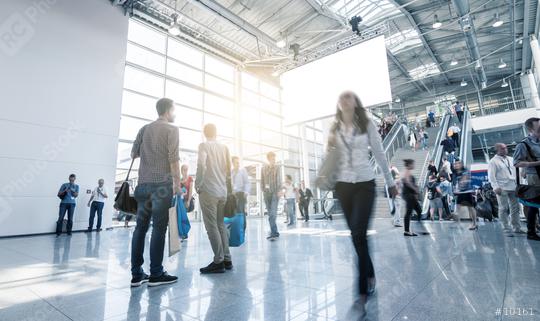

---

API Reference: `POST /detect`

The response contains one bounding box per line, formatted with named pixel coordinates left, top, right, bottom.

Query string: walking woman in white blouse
left=328, top=91, right=397, bottom=309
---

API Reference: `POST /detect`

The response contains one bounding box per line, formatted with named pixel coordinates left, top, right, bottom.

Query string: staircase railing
left=370, top=123, right=408, bottom=175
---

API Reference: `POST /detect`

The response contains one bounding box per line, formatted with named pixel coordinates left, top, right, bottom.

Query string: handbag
left=176, top=194, right=191, bottom=238
left=315, top=146, right=341, bottom=191
left=168, top=197, right=181, bottom=257
left=515, top=142, right=540, bottom=204
left=114, top=159, right=138, bottom=215
left=223, top=147, right=237, bottom=218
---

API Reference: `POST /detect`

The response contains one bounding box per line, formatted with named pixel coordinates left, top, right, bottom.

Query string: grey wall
left=0, top=0, right=128, bottom=236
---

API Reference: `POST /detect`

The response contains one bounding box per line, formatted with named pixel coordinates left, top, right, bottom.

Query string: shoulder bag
left=515, top=142, right=540, bottom=204
left=223, top=146, right=237, bottom=218
left=114, top=159, right=138, bottom=215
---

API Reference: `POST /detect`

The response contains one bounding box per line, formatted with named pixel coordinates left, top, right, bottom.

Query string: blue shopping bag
left=176, top=194, right=191, bottom=239
left=224, top=213, right=246, bottom=247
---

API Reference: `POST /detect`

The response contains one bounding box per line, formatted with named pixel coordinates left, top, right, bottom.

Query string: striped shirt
left=131, top=119, right=180, bottom=184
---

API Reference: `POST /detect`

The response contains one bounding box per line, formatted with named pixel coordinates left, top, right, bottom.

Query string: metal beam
left=521, top=0, right=531, bottom=72
left=304, top=0, right=347, bottom=27
left=190, top=0, right=278, bottom=48
left=387, top=0, right=450, bottom=84
left=387, top=50, right=426, bottom=93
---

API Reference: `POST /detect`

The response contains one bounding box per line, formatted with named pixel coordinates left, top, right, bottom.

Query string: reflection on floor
left=0, top=217, right=539, bottom=321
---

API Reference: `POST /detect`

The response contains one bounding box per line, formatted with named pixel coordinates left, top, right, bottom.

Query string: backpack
left=427, top=183, right=439, bottom=200
left=424, top=132, right=429, bottom=139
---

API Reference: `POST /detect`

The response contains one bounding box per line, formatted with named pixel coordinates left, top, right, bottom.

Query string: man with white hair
left=488, top=143, right=524, bottom=234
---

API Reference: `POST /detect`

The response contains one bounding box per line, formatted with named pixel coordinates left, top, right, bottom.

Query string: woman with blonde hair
left=326, top=91, right=397, bottom=311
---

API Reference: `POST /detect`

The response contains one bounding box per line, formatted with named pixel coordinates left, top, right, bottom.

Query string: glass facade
left=117, top=19, right=321, bottom=218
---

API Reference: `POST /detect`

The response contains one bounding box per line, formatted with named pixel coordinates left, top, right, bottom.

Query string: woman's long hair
left=329, top=92, right=369, bottom=145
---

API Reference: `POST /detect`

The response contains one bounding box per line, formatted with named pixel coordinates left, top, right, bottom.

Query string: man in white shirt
left=87, top=179, right=108, bottom=232
left=488, top=143, right=524, bottom=233
left=449, top=123, right=461, bottom=148
left=231, top=156, right=250, bottom=215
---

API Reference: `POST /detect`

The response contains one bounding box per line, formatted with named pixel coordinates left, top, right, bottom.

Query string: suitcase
left=224, top=213, right=246, bottom=247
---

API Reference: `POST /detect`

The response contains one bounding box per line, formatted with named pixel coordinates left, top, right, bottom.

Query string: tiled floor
left=0, top=217, right=539, bottom=321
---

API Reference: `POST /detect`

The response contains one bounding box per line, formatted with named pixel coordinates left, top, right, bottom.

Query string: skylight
left=325, top=0, right=400, bottom=25
left=385, top=28, right=422, bottom=54
left=408, top=63, right=441, bottom=80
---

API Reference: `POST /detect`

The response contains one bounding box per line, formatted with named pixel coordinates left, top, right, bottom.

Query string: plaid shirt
left=261, top=164, right=281, bottom=194
left=131, top=119, right=180, bottom=184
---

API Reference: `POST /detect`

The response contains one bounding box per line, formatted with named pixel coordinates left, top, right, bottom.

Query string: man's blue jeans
left=131, top=182, right=173, bottom=278
left=286, top=198, right=296, bottom=224
left=56, top=203, right=75, bottom=235
left=264, top=192, right=279, bottom=237
left=88, top=201, right=104, bottom=230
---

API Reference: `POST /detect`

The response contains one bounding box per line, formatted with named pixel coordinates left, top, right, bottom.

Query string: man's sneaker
left=200, top=262, right=225, bottom=274
left=224, top=260, right=233, bottom=270
left=148, top=272, right=178, bottom=287
left=527, top=234, right=540, bottom=241
left=131, top=273, right=150, bottom=287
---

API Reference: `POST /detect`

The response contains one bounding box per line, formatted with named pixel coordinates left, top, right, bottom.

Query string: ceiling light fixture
left=432, top=15, right=442, bottom=29
left=450, top=58, right=458, bottom=66
left=493, top=13, right=504, bottom=27
left=475, top=59, right=482, bottom=69
left=498, top=58, right=507, bottom=69
left=168, top=14, right=181, bottom=36
left=276, top=39, right=286, bottom=48
left=461, top=79, right=468, bottom=87
left=501, top=79, right=508, bottom=87
left=395, top=97, right=401, bottom=103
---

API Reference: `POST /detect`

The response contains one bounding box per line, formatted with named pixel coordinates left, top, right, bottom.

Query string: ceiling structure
left=113, top=0, right=540, bottom=111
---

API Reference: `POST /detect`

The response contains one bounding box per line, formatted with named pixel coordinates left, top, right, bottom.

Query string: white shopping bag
left=168, top=204, right=181, bottom=257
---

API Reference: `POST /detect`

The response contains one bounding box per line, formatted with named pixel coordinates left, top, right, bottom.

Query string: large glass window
left=167, top=38, right=203, bottom=69
left=165, top=80, right=203, bottom=108
left=166, top=59, right=203, bottom=86
left=121, top=90, right=157, bottom=120
left=118, top=19, right=292, bottom=221
left=205, top=55, right=234, bottom=82
left=124, top=66, right=164, bottom=97
left=119, top=116, right=149, bottom=141
left=128, top=21, right=166, bottom=53
left=126, top=43, right=165, bottom=73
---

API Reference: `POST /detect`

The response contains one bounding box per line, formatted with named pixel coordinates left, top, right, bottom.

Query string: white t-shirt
left=92, top=187, right=107, bottom=203
left=283, top=182, right=296, bottom=199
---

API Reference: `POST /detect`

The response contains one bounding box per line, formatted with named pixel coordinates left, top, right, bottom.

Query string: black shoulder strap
left=125, top=159, right=135, bottom=182
left=521, top=141, right=540, bottom=178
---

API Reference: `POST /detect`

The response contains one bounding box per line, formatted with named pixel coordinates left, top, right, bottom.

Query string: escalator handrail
left=459, top=110, right=472, bottom=167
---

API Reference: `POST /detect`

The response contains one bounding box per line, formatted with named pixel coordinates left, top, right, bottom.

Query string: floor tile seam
left=28, top=287, right=76, bottom=321
left=389, top=251, right=462, bottom=321
left=498, top=237, right=512, bottom=321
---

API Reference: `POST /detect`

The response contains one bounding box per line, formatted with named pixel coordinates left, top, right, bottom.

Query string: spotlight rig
left=349, top=15, right=363, bottom=35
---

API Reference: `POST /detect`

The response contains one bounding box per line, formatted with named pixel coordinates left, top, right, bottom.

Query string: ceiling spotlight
left=349, top=15, right=363, bottom=35
left=493, top=13, right=504, bottom=27
left=450, top=58, right=458, bottom=66
left=461, top=79, right=468, bottom=87
left=290, top=43, right=300, bottom=60
left=276, top=39, right=286, bottom=48
left=501, top=79, right=508, bottom=87
left=432, top=15, right=442, bottom=29
left=395, top=97, right=401, bottom=103
left=475, top=59, right=482, bottom=69
left=168, top=14, right=181, bottom=36
left=498, top=58, right=507, bottom=69
left=481, top=81, right=487, bottom=89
